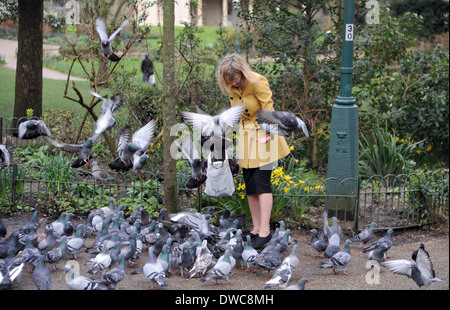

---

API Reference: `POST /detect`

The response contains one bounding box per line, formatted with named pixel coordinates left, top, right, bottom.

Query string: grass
left=0, top=65, right=93, bottom=119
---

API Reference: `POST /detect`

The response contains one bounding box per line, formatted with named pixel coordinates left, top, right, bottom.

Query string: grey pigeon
left=21, top=239, right=41, bottom=268
left=31, top=255, right=51, bottom=290
left=319, top=239, right=352, bottom=275
left=256, top=109, right=309, bottom=138
left=363, top=228, right=394, bottom=253
left=0, top=144, right=13, bottom=166
left=200, top=249, right=233, bottom=284
left=0, top=251, right=24, bottom=290
left=67, top=224, right=86, bottom=260
left=381, top=243, right=442, bottom=289
left=178, top=244, right=194, bottom=277
left=45, top=136, right=94, bottom=168
left=16, top=119, right=52, bottom=140
left=284, top=278, right=308, bottom=290
left=113, top=125, right=141, bottom=168
left=324, top=233, right=341, bottom=258
left=264, top=259, right=291, bottom=289
left=94, top=257, right=127, bottom=290
left=143, top=247, right=168, bottom=289
left=285, top=244, right=300, bottom=271
left=168, top=210, right=216, bottom=239
left=92, top=161, right=114, bottom=182
left=89, top=91, right=122, bottom=140
left=351, top=222, right=377, bottom=248
left=95, top=17, right=129, bottom=62
left=131, top=119, right=156, bottom=172
left=44, top=235, right=69, bottom=271
left=310, top=228, right=328, bottom=257
left=242, top=234, right=259, bottom=272
left=253, top=244, right=283, bottom=274
left=187, top=240, right=213, bottom=278
left=64, top=263, right=105, bottom=290
left=38, top=228, right=57, bottom=254
left=174, top=134, right=205, bottom=188
left=86, top=241, right=112, bottom=275
left=368, top=245, right=388, bottom=266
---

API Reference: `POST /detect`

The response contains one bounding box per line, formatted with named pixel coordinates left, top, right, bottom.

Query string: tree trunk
left=14, top=0, right=43, bottom=124
left=162, top=0, right=178, bottom=213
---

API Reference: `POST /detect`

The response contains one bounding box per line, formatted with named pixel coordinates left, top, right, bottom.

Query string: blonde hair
left=217, top=53, right=259, bottom=94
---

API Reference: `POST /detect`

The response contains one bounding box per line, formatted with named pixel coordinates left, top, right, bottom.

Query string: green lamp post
left=326, top=0, right=359, bottom=220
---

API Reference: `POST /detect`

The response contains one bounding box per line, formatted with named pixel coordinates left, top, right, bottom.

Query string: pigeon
left=0, top=231, right=21, bottom=259
left=256, top=109, right=309, bottom=138
left=200, top=249, right=233, bottom=284
left=45, top=136, right=94, bottom=168
left=88, top=91, right=122, bottom=140
left=319, top=239, right=352, bottom=275
left=92, top=161, right=115, bottom=182
left=67, top=224, right=86, bottom=260
left=31, top=255, right=51, bottom=290
left=324, top=233, right=341, bottom=258
left=253, top=244, right=283, bottom=274
left=64, top=263, right=105, bottom=290
left=157, top=244, right=171, bottom=273
left=94, top=257, right=127, bottom=289
left=351, top=222, right=377, bottom=248
left=187, top=240, right=213, bottom=278
left=242, top=234, right=259, bottom=272
left=21, top=210, right=40, bottom=233
left=178, top=244, right=195, bottom=278
left=95, top=17, right=129, bottom=62
left=21, top=239, right=41, bottom=268
left=285, top=244, right=300, bottom=271
left=174, top=134, right=205, bottom=188
left=143, top=247, right=168, bottom=289
left=363, top=228, right=394, bottom=253
left=168, top=210, right=216, bottom=239
left=130, top=119, right=156, bottom=172
left=0, top=144, right=13, bottom=166
left=0, top=250, right=24, bottom=290
left=381, top=243, right=442, bottom=289
left=16, top=120, right=52, bottom=140
left=368, top=245, right=388, bottom=266
left=264, top=258, right=292, bottom=289
left=310, top=228, right=328, bottom=257
left=38, top=228, right=57, bottom=254
left=284, top=278, right=308, bottom=290
left=44, top=235, right=68, bottom=271
left=86, top=242, right=112, bottom=275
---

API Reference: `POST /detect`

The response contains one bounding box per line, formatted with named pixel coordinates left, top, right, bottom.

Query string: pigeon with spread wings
left=95, top=17, right=129, bottom=62
left=256, top=110, right=309, bottom=138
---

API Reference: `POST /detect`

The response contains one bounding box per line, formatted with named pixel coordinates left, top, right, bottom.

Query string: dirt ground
left=1, top=211, right=448, bottom=292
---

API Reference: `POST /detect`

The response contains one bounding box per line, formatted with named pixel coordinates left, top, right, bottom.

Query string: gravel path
left=0, top=38, right=85, bottom=81
left=1, top=212, right=448, bottom=292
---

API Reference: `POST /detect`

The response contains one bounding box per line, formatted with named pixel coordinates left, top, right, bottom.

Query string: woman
left=217, top=53, right=290, bottom=248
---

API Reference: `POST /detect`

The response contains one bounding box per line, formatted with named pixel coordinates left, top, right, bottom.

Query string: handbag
left=204, top=151, right=236, bottom=197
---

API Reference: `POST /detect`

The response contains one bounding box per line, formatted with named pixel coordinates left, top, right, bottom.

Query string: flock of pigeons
left=0, top=202, right=443, bottom=290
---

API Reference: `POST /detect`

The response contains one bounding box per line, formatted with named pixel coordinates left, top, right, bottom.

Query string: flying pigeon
left=351, top=222, right=377, bottom=248
left=319, top=239, right=352, bottom=275
left=92, top=161, right=115, bottom=183
left=89, top=91, right=122, bottom=140
left=256, top=109, right=309, bottom=138
left=174, top=134, right=206, bottom=188
left=381, top=243, right=442, bottom=289
left=95, top=17, right=129, bottom=62
left=141, top=54, right=155, bottom=84
left=200, top=249, right=233, bottom=284
left=31, top=255, right=51, bottom=290
left=284, top=278, right=308, bottom=290
left=0, top=144, right=13, bottom=166
left=45, top=136, right=94, bottom=168
left=16, top=120, right=52, bottom=140
left=131, top=119, right=156, bottom=172
left=310, top=228, right=328, bottom=257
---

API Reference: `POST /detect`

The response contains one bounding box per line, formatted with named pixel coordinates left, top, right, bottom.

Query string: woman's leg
left=247, top=194, right=261, bottom=235
left=247, top=193, right=273, bottom=237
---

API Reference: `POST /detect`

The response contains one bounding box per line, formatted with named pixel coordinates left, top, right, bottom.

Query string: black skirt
left=242, top=164, right=274, bottom=195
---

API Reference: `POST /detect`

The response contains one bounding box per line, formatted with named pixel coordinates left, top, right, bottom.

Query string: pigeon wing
left=108, top=19, right=129, bottom=41
left=132, top=119, right=156, bottom=152
left=95, top=17, right=109, bottom=42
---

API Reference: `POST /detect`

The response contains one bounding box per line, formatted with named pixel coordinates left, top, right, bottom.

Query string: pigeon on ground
left=64, top=263, right=105, bottom=290
left=256, top=109, right=309, bottom=138
left=187, top=240, right=213, bottom=278
left=284, top=278, right=308, bottom=290
left=16, top=120, right=52, bottom=140
left=242, top=234, right=259, bottom=272
left=310, top=228, right=328, bottom=257
left=93, top=257, right=127, bottom=289
left=381, top=243, right=442, bottom=289
left=21, top=239, right=41, bottom=268
left=264, top=259, right=292, bottom=289
left=38, top=228, right=57, bottom=254
left=31, top=255, right=51, bottom=290
left=174, top=134, right=205, bottom=188
left=178, top=244, right=195, bottom=278
left=368, top=245, right=388, bottom=267
left=86, top=242, right=112, bottom=275
left=91, top=161, right=115, bottom=183
left=0, top=144, right=13, bottom=166
left=324, top=233, right=341, bottom=258
left=319, top=239, right=352, bottom=275
left=253, top=244, right=283, bottom=274
left=67, top=224, right=86, bottom=260
left=143, top=247, right=168, bottom=289
left=88, top=91, right=122, bottom=140
left=351, top=222, right=377, bottom=248
left=363, top=228, right=394, bottom=253
left=0, top=231, right=21, bottom=259
left=44, top=235, right=68, bottom=271
left=0, top=250, right=24, bottom=290
left=200, top=249, right=233, bottom=284
left=95, top=17, right=129, bottom=62
left=168, top=210, right=216, bottom=239
left=285, top=244, right=300, bottom=271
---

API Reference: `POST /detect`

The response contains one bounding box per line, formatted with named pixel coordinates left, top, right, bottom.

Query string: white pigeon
left=89, top=91, right=122, bottom=140
left=264, top=259, right=292, bottom=289
left=143, top=247, right=168, bottom=290
left=86, top=242, right=112, bottom=275
left=187, top=240, right=213, bottom=278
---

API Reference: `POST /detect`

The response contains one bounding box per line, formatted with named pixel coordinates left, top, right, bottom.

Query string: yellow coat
left=227, top=72, right=290, bottom=169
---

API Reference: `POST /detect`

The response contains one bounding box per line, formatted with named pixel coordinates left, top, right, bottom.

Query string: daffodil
left=290, top=145, right=294, bottom=151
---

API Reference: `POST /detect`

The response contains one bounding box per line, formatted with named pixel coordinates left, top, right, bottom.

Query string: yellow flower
left=290, top=145, right=294, bottom=151
left=416, top=150, right=421, bottom=154
left=295, top=159, right=299, bottom=163
left=237, top=183, right=246, bottom=191
left=315, top=185, right=324, bottom=191
left=283, top=187, right=289, bottom=193
left=395, top=137, right=399, bottom=142
left=298, top=180, right=305, bottom=186
left=239, top=194, right=246, bottom=200
left=426, top=145, right=432, bottom=152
